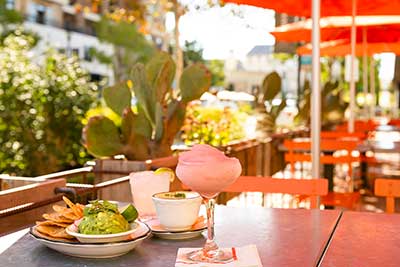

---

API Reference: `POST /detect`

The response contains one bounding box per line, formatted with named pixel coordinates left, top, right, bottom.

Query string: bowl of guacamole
left=66, top=200, right=139, bottom=243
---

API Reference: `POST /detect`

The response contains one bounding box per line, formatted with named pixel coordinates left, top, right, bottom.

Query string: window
left=6, top=0, right=14, bottom=9
left=36, top=5, right=46, bottom=24
left=84, top=46, right=93, bottom=62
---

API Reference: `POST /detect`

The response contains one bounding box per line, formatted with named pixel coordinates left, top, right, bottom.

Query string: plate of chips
left=33, top=196, right=84, bottom=242
left=30, top=197, right=151, bottom=258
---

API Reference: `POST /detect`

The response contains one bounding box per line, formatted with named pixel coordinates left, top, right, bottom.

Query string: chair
left=320, top=131, right=366, bottom=140
left=283, top=139, right=361, bottom=209
left=284, top=139, right=361, bottom=177
left=374, top=178, right=400, bottom=213
left=224, top=176, right=328, bottom=209
left=0, top=178, right=66, bottom=235
left=145, top=155, right=179, bottom=170
left=335, top=120, right=377, bottom=132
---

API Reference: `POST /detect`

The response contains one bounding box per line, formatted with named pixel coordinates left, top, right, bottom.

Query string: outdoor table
left=319, top=211, right=400, bottom=267
left=0, top=206, right=341, bottom=267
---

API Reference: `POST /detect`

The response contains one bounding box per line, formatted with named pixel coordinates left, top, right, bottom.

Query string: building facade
left=10, top=0, right=114, bottom=83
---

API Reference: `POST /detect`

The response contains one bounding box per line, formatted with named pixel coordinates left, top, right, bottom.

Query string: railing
left=0, top=129, right=309, bottom=234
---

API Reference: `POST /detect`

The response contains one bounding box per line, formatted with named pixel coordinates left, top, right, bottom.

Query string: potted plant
left=82, top=51, right=211, bottom=200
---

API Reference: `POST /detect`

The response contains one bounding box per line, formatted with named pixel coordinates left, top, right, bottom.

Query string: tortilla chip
left=62, top=196, right=82, bottom=218
left=32, top=227, right=77, bottom=243
left=42, top=213, right=74, bottom=224
left=52, top=205, right=69, bottom=214
left=36, top=220, right=71, bottom=228
left=36, top=225, right=75, bottom=239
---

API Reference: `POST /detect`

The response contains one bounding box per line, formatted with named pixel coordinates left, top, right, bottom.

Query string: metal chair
left=375, top=178, right=400, bottom=213
left=224, top=176, right=328, bottom=209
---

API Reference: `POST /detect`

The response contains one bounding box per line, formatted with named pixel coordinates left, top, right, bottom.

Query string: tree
left=207, top=60, right=225, bottom=87
left=0, top=0, right=22, bottom=33
left=0, top=30, right=98, bottom=176
left=183, top=40, right=204, bottom=66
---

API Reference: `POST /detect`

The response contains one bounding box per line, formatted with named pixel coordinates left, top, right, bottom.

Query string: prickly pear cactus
left=83, top=51, right=211, bottom=160
left=255, top=71, right=286, bottom=139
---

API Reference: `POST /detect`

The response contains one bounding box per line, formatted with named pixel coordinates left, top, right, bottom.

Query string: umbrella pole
left=311, top=0, right=321, bottom=206
left=362, top=27, right=368, bottom=119
left=348, top=0, right=357, bottom=134
left=370, top=57, right=375, bottom=118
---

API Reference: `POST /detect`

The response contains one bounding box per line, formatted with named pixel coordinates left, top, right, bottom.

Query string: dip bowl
left=152, top=191, right=202, bottom=231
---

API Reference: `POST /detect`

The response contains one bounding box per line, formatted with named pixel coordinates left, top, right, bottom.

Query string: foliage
left=93, top=17, right=156, bottom=81
left=207, top=60, right=225, bottom=87
left=181, top=103, right=246, bottom=147
left=183, top=40, right=204, bottom=67
left=0, top=0, right=22, bottom=33
left=183, top=40, right=225, bottom=87
left=254, top=72, right=287, bottom=139
left=83, top=51, right=211, bottom=160
left=294, top=80, right=348, bottom=126
left=0, top=30, right=98, bottom=176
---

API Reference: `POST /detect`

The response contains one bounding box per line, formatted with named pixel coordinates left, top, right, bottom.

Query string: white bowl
left=152, top=191, right=202, bottom=231
left=66, top=222, right=140, bottom=243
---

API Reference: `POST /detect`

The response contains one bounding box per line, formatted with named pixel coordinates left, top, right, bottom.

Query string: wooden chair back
left=0, top=178, right=66, bottom=235
left=0, top=178, right=66, bottom=211
left=224, top=176, right=328, bottom=209
left=375, top=178, right=400, bottom=213
left=146, top=155, right=179, bottom=170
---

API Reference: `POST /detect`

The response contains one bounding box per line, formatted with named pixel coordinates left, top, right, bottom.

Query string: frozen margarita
left=176, top=144, right=242, bottom=198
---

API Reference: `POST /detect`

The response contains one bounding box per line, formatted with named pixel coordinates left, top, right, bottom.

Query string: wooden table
left=319, top=211, right=400, bottom=267
left=0, top=206, right=341, bottom=267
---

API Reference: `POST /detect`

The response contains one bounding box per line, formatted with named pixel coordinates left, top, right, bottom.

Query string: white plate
left=146, top=217, right=206, bottom=240
left=152, top=229, right=205, bottom=240
left=66, top=221, right=140, bottom=243
left=30, top=221, right=151, bottom=258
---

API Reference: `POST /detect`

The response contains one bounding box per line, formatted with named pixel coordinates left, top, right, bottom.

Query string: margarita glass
left=176, top=144, right=242, bottom=263
left=129, top=171, right=170, bottom=220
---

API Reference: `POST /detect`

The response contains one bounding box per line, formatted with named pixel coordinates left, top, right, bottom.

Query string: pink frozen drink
left=176, top=144, right=242, bottom=198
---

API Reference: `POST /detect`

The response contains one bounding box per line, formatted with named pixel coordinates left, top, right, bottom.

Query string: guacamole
left=78, top=200, right=130, bottom=235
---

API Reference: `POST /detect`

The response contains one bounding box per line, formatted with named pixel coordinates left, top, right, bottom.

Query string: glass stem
left=204, top=197, right=218, bottom=253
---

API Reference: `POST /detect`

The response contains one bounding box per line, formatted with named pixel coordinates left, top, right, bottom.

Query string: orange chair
left=320, top=131, right=366, bottom=140
left=375, top=178, right=400, bottom=213
left=283, top=139, right=361, bottom=209
left=388, top=119, right=400, bottom=127
left=284, top=139, right=361, bottom=177
left=224, top=176, right=328, bottom=209
left=335, top=120, right=377, bottom=132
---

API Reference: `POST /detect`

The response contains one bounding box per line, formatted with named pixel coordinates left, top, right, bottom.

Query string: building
left=224, top=45, right=298, bottom=99
left=9, top=0, right=115, bottom=83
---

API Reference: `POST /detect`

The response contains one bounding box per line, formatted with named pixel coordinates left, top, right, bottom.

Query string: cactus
left=83, top=51, right=211, bottom=160
left=255, top=71, right=287, bottom=139
left=294, top=80, right=348, bottom=127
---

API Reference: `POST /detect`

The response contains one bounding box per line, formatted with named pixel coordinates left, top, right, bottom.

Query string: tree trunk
left=173, top=0, right=183, bottom=88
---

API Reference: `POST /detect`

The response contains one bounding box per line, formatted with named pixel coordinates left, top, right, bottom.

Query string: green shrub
left=0, top=30, right=98, bottom=176
left=181, top=103, right=247, bottom=147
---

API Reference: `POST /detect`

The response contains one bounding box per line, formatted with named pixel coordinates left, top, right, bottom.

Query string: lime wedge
left=119, top=204, right=138, bottom=223
left=154, top=167, right=176, bottom=182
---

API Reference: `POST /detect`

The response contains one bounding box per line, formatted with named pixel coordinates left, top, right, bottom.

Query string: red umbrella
left=271, top=16, right=400, bottom=43
left=224, top=0, right=400, bottom=17
left=224, top=0, right=399, bottom=190
left=297, top=39, right=400, bottom=56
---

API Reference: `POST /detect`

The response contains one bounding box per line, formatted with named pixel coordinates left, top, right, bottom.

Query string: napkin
left=175, top=244, right=262, bottom=267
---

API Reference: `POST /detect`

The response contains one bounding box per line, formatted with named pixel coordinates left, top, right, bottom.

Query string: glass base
left=185, top=248, right=234, bottom=263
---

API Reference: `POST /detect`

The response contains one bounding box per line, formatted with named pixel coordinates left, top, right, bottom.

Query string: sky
left=178, top=4, right=275, bottom=60
left=175, top=3, right=396, bottom=84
